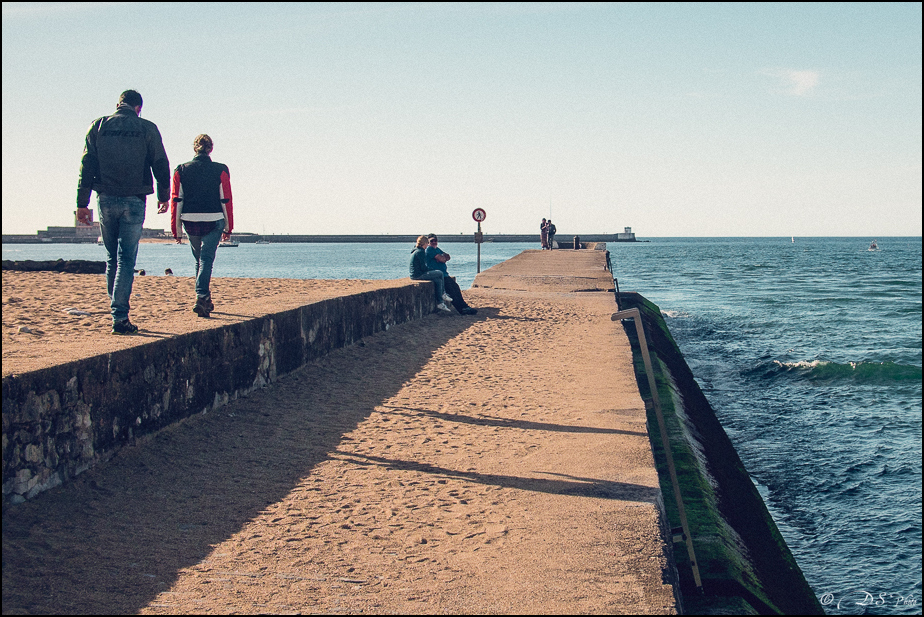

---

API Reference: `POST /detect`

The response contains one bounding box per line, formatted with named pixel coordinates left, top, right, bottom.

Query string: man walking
left=77, top=90, right=170, bottom=334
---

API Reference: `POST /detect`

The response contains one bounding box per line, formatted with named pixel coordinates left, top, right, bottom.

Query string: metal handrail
left=605, top=250, right=622, bottom=307
left=612, top=307, right=704, bottom=592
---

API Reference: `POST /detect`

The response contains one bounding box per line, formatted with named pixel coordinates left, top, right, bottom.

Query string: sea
left=3, top=236, right=921, bottom=614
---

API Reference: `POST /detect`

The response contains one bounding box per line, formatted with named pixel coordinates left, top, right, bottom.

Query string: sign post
left=472, top=208, right=486, bottom=273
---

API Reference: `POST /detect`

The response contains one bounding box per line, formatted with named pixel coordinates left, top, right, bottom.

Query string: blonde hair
left=416, top=235, right=428, bottom=249
left=193, top=134, right=213, bottom=155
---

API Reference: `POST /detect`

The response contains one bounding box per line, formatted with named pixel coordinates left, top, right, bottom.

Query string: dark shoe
left=112, top=319, right=139, bottom=335
left=461, top=307, right=478, bottom=315
left=205, top=297, right=214, bottom=312
left=193, top=297, right=211, bottom=318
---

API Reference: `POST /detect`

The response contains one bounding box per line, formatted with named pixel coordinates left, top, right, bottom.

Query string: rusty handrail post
left=612, top=308, right=703, bottom=592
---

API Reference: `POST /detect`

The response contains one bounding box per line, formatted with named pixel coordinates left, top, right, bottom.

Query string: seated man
left=425, top=234, right=478, bottom=315
left=410, top=235, right=452, bottom=313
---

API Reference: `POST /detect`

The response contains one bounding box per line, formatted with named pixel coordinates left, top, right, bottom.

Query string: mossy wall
left=618, top=292, right=824, bottom=615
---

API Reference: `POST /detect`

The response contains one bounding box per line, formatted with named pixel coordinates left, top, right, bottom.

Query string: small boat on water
left=219, top=240, right=239, bottom=248
left=97, top=236, right=104, bottom=246
left=869, top=240, right=878, bottom=251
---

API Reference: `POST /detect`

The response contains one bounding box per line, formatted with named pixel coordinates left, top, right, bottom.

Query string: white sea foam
left=773, top=359, right=825, bottom=370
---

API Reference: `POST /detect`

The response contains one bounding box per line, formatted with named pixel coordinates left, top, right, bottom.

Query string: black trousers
left=444, top=276, right=470, bottom=313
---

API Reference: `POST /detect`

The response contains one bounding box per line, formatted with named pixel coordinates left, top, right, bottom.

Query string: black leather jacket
left=77, top=104, right=170, bottom=207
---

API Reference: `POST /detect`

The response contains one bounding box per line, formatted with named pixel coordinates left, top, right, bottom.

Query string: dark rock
left=2, top=259, right=106, bottom=274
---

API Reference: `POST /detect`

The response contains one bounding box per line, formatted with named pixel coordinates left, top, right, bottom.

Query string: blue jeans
left=98, top=195, right=145, bottom=322
left=412, top=270, right=446, bottom=303
left=187, top=221, right=223, bottom=299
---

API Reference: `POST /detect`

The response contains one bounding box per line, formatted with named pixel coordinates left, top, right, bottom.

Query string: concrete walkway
left=2, top=249, right=677, bottom=614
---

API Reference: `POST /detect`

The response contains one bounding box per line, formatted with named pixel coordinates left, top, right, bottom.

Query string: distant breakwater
left=3, top=233, right=636, bottom=245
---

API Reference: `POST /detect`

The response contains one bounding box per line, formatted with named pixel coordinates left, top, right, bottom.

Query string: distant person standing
left=410, top=235, right=452, bottom=313
left=425, top=234, right=477, bottom=315
left=77, top=90, right=170, bottom=335
left=540, top=218, right=549, bottom=249
left=163, top=134, right=234, bottom=318
left=547, top=219, right=557, bottom=249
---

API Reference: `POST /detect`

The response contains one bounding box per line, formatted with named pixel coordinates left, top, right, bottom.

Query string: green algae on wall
left=617, top=292, right=823, bottom=615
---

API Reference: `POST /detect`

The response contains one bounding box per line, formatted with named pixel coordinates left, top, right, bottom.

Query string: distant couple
left=409, top=234, right=478, bottom=316
left=540, top=218, right=556, bottom=249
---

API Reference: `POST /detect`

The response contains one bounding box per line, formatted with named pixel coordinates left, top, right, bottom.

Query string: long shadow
left=137, top=313, right=266, bottom=339
left=1, top=315, right=473, bottom=615
left=331, top=451, right=660, bottom=502
left=134, top=330, right=173, bottom=338
left=379, top=405, right=648, bottom=437
left=484, top=313, right=544, bottom=322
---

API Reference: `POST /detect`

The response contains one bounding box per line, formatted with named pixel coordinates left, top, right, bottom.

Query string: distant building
left=616, top=227, right=636, bottom=242
left=73, top=208, right=100, bottom=238
left=29, top=209, right=168, bottom=242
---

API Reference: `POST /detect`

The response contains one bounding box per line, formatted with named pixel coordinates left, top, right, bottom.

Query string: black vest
left=175, top=154, right=228, bottom=214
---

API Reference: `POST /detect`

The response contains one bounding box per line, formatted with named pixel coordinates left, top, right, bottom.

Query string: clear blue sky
left=2, top=2, right=921, bottom=237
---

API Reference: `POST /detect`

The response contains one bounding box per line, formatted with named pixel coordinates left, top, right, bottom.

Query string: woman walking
left=165, top=134, right=234, bottom=317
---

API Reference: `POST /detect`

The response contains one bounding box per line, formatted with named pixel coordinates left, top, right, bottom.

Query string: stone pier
left=2, top=249, right=821, bottom=614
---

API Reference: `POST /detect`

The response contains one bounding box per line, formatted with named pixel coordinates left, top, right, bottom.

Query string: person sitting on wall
left=410, top=235, right=452, bottom=313
left=425, top=234, right=477, bottom=315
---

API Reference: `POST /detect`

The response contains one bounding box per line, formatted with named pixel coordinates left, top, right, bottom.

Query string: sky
left=2, top=2, right=921, bottom=237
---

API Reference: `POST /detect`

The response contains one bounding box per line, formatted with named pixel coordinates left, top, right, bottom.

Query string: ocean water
left=609, top=237, right=922, bottom=615
left=3, top=237, right=921, bottom=613
left=0, top=240, right=513, bottom=289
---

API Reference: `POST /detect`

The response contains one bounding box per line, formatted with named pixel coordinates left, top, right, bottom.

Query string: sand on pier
left=2, top=270, right=677, bottom=614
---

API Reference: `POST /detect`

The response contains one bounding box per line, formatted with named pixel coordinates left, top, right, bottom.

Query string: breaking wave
left=749, top=360, right=922, bottom=383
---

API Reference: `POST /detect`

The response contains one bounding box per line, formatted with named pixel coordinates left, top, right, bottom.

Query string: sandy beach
left=1, top=271, right=409, bottom=377
left=2, top=270, right=676, bottom=614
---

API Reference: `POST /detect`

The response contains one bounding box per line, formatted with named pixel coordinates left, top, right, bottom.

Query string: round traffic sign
left=472, top=208, right=486, bottom=222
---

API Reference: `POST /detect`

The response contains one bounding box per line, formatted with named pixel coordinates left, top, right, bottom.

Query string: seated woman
left=409, top=235, right=452, bottom=313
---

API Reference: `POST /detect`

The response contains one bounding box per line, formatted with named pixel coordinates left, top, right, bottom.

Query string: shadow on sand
left=2, top=314, right=474, bottom=614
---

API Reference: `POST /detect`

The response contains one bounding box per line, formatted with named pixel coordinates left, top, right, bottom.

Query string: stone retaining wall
left=618, top=292, right=823, bottom=614
left=2, top=284, right=434, bottom=505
